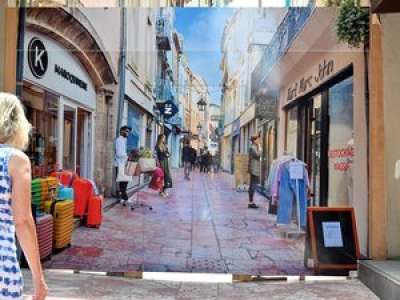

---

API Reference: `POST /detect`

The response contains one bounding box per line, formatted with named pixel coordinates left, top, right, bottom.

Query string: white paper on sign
left=322, top=222, right=344, bottom=248
left=289, top=161, right=304, bottom=180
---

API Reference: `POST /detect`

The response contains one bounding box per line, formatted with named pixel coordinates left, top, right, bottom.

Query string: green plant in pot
left=334, top=0, right=369, bottom=48
left=139, top=148, right=153, bottom=159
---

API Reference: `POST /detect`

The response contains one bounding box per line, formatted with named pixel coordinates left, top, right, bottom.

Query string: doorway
left=62, top=104, right=76, bottom=172
left=76, top=108, right=93, bottom=179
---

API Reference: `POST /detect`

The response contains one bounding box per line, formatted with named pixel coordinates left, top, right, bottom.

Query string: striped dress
left=0, top=145, right=23, bottom=299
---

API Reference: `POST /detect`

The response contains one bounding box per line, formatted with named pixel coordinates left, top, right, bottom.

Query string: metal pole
left=16, top=0, right=26, bottom=98
left=117, top=1, right=127, bottom=136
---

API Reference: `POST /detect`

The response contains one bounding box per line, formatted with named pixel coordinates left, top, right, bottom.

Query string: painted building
left=255, top=7, right=369, bottom=255
left=220, top=8, right=285, bottom=173
left=124, top=8, right=158, bottom=153
left=21, top=7, right=118, bottom=195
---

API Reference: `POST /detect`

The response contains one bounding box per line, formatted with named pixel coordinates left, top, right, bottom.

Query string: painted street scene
left=1, top=0, right=399, bottom=299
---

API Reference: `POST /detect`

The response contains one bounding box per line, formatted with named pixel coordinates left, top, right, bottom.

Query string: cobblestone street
left=44, top=169, right=307, bottom=275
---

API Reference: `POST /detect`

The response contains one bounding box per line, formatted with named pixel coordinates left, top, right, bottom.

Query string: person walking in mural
left=156, top=134, right=172, bottom=197
left=248, top=134, right=262, bottom=209
left=182, top=138, right=192, bottom=180
left=189, top=144, right=197, bottom=171
left=0, top=93, right=48, bottom=300
left=114, top=125, right=132, bottom=206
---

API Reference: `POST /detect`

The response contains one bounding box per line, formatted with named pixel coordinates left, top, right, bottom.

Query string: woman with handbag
left=155, top=134, right=172, bottom=197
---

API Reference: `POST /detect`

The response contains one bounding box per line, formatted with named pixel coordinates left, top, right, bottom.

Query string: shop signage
left=224, top=124, right=232, bottom=137
left=305, top=207, right=360, bottom=275
left=28, top=38, right=48, bottom=79
left=239, top=103, right=256, bottom=127
left=24, top=30, right=97, bottom=109
left=54, top=64, right=88, bottom=91
left=232, top=118, right=240, bottom=137
left=287, top=59, right=334, bottom=103
left=328, top=145, right=354, bottom=171
left=322, top=222, right=344, bottom=248
left=158, top=100, right=178, bottom=119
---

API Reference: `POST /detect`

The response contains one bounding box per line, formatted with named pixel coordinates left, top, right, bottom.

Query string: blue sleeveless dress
left=0, top=145, right=23, bottom=299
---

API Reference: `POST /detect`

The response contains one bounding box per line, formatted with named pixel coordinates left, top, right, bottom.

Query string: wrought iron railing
left=251, top=5, right=316, bottom=97
left=155, top=77, right=177, bottom=104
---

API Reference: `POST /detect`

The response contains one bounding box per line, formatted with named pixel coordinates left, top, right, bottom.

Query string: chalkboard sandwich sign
left=306, top=207, right=360, bottom=275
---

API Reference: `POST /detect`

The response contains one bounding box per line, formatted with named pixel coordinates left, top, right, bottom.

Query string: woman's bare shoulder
left=8, top=150, right=30, bottom=173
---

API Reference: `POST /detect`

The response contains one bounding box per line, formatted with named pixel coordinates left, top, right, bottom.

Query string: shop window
left=127, top=105, right=142, bottom=153
left=23, top=89, right=58, bottom=176
left=327, top=77, right=354, bottom=206
left=286, top=106, right=298, bottom=157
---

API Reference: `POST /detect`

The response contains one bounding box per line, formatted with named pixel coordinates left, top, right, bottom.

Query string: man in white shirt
left=114, top=125, right=131, bottom=205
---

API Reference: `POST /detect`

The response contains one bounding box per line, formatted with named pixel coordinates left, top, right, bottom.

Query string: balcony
left=156, top=16, right=172, bottom=51
left=156, top=77, right=176, bottom=103
left=251, top=5, right=315, bottom=97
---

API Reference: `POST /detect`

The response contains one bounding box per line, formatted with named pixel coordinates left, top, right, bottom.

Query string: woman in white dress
left=0, top=93, right=47, bottom=299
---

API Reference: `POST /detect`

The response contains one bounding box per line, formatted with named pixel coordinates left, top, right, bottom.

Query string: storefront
left=231, top=118, right=241, bottom=173
left=222, top=123, right=232, bottom=172
left=278, top=54, right=368, bottom=254
left=239, top=103, right=257, bottom=155
left=22, top=30, right=97, bottom=180
left=259, top=119, right=277, bottom=188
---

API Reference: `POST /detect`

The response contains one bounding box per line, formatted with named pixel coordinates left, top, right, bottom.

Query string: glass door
left=62, top=100, right=77, bottom=172
left=310, top=94, right=322, bottom=206
left=76, top=108, right=93, bottom=179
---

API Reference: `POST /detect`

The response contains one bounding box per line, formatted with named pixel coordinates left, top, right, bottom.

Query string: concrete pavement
left=22, top=270, right=379, bottom=299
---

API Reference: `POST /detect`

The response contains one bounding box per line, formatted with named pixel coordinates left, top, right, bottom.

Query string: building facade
left=21, top=7, right=119, bottom=195
left=220, top=8, right=285, bottom=174
left=254, top=6, right=369, bottom=254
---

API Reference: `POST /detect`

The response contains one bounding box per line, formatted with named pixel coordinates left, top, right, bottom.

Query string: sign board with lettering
left=305, top=207, right=360, bottom=275
left=24, top=30, right=97, bottom=109
left=157, top=100, right=178, bottom=119
left=287, top=59, right=334, bottom=104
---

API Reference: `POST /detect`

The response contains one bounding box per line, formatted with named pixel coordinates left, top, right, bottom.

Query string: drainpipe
left=16, top=0, right=26, bottom=98
left=116, top=1, right=127, bottom=136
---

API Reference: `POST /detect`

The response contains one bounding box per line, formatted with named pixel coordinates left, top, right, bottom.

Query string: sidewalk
left=22, top=270, right=379, bottom=299
left=43, top=169, right=309, bottom=275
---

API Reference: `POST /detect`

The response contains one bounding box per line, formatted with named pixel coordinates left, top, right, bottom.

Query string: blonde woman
left=0, top=93, right=48, bottom=300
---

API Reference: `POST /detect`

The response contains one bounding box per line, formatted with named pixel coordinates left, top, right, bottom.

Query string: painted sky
left=175, top=8, right=234, bottom=105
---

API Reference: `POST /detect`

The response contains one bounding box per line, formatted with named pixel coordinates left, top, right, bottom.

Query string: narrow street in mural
left=17, top=5, right=366, bottom=277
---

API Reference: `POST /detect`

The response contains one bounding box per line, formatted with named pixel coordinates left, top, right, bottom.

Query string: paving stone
left=45, top=169, right=312, bottom=275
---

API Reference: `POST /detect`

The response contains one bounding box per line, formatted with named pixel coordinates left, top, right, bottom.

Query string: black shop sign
left=28, top=38, right=48, bottom=79
left=158, top=100, right=178, bottom=119
left=287, top=59, right=334, bottom=103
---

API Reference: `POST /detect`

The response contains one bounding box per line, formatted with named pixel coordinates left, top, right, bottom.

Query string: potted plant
left=138, top=148, right=157, bottom=173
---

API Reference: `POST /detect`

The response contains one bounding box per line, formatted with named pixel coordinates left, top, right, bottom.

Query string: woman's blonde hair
left=0, top=93, right=32, bottom=150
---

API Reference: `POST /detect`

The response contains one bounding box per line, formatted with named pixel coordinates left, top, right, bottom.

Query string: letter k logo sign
left=34, top=46, right=45, bottom=71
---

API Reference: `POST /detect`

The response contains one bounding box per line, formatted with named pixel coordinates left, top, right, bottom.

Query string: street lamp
left=197, top=123, right=202, bottom=132
left=197, top=98, right=207, bottom=112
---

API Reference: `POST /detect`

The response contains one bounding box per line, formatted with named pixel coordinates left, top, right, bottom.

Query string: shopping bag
left=138, top=158, right=157, bottom=173
left=116, top=163, right=132, bottom=182
left=125, top=161, right=138, bottom=176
